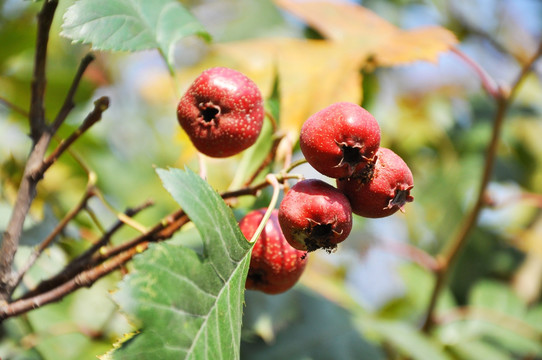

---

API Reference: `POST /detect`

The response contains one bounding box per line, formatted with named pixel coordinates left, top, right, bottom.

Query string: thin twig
left=284, top=158, right=308, bottom=173
left=28, top=0, right=58, bottom=143
left=94, top=190, right=149, bottom=234
left=31, top=96, right=110, bottom=180
left=0, top=96, right=28, bottom=117
left=12, top=184, right=97, bottom=291
left=377, top=241, right=441, bottom=272
left=243, top=134, right=285, bottom=186
left=248, top=175, right=281, bottom=244
left=0, top=246, right=140, bottom=321
left=0, top=79, right=104, bottom=302
left=15, top=176, right=279, bottom=302
left=451, top=47, right=500, bottom=99
left=51, top=53, right=95, bottom=133
left=17, top=200, right=154, bottom=301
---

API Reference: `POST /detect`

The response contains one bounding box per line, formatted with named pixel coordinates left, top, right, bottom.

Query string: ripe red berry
left=278, top=179, right=352, bottom=252
left=300, top=102, right=381, bottom=179
left=239, top=209, right=307, bottom=295
left=177, top=67, right=265, bottom=158
left=337, top=147, right=414, bottom=218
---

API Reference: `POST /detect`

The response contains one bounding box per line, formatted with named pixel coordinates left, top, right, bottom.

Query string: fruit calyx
left=339, top=154, right=377, bottom=183
left=198, top=102, right=221, bottom=124
left=386, top=185, right=414, bottom=212
left=303, top=217, right=343, bottom=253
left=334, top=140, right=370, bottom=176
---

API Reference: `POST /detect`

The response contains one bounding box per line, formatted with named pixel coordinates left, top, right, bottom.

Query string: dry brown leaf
left=275, top=0, right=458, bottom=66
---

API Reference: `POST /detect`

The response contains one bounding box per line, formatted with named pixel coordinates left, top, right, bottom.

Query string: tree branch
left=0, top=246, right=140, bottom=321
left=11, top=183, right=97, bottom=292
left=0, top=135, right=51, bottom=302
left=14, top=175, right=279, bottom=305
left=0, top=97, right=109, bottom=302
left=421, top=40, right=542, bottom=333
left=451, top=47, right=500, bottom=99
left=0, top=0, right=60, bottom=304
left=28, top=0, right=58, bottom=143
left=31, top=96, right=110, bottom=181
left=18, top=200, right=154, bottom=301
left=50, top=53, right=95, bottom=133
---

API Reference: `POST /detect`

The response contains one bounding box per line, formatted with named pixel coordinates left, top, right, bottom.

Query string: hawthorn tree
left=1, top=0, right=542, bottom=359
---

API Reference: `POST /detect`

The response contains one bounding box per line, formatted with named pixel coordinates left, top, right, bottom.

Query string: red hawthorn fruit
left=239, top=208, right=307, bottom=295
left=337, top=147, right=414, bottom=218
left=278, top=179, right=353, bottom=252
left=177, top=67, right=265, bottom=158
left=300, top=102, right=381, bottom=179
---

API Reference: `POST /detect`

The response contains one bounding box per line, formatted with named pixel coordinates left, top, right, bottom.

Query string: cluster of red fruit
left=177, top=67, right=414, bottom=294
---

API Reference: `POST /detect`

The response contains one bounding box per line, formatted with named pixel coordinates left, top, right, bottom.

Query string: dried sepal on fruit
left=278, top=179, right=353, bottom=253
left=337, top=147, right=414, bottom=218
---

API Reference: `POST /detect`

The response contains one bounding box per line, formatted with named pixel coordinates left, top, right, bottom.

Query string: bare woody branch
left=11, top=182, right=97, bottom=292
left=0, top=0, right=59, bottom=303
left=0, top=97, right=109, bottom=302
left=19, top=204, right=185, bottom=301
left=32, top=96, right=110, bottom=181
left=11, top=176, right=280, bottom=310
left=0, top=246, right=140, bottom=321
left=51, top=53, right=96, bottom=133
left=29, top=0, right=58, bottom=143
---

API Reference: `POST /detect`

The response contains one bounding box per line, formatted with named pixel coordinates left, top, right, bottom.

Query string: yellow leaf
left=275, top=0, right=458, bottom=66
left=275, top=39, right=363, bottom=137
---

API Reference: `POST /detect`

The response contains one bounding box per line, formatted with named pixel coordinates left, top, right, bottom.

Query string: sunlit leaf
left=275, top=0, right=458, bottom=66
left=103, top=168, right=252, bottom=359
left=275, top=39, right=363, bottom=137
left=61, top=0, right=211, bottom=70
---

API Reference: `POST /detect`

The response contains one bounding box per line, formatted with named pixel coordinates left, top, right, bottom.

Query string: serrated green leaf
left=61, top=0, right=210, bottom=69
left=104, top=168, right=252, bottom=359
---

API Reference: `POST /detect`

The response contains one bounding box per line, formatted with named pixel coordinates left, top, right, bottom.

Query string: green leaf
left=462, top=280, right=542, bottom=356
left=61, top=0, right=211, bottom=69
left=242, top=289, right=385, bottom=360
left=104, top=168, right=252, bottom=359
left=449, top=339, right=513, bottom=360
left=469, top=280, right=525, bottom=317
left=365, top=319, right=453, bottom=360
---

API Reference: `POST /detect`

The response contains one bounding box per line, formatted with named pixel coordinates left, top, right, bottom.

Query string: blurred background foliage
left=1, top=0, right=542, bottom=359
